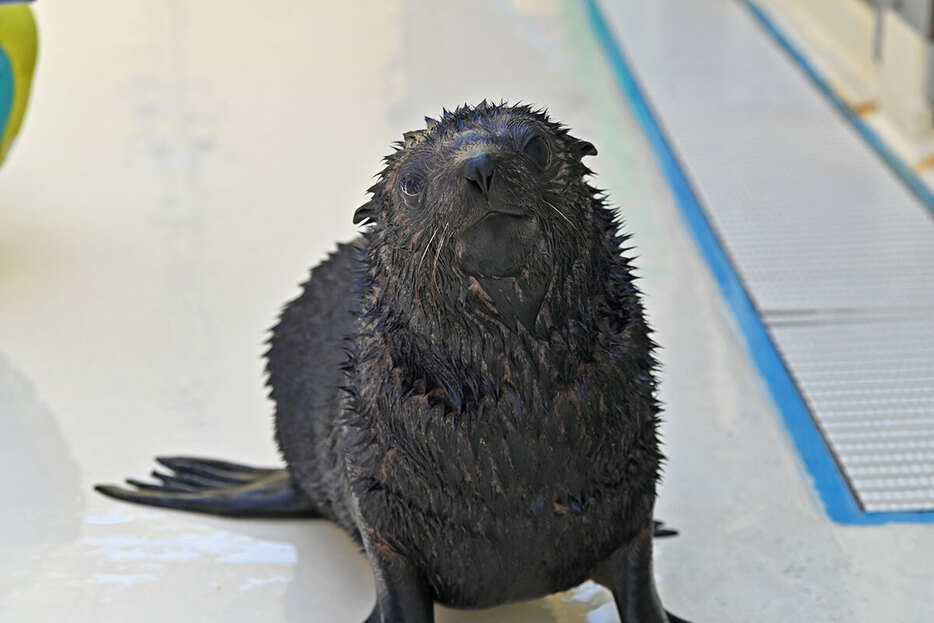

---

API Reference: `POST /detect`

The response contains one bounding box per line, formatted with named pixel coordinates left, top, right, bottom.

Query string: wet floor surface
left=0, top=1, right=931, bottom=621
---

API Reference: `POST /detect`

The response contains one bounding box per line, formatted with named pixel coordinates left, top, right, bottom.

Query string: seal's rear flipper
left=94, top=457, right=320, bottom=518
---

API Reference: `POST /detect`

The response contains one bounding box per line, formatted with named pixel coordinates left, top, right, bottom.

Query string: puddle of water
left=84, top=508, right=136, bottom=526
left=79, top=529, right=298, bottom=566
left=67, top=573, right=160, bottom=587
left=237, top=575, right=289, bottom=592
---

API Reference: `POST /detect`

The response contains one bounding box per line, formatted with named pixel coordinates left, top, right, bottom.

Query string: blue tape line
left=0, top=45, right=13, bottom=148
left=584, top=0, right=934, bottom=524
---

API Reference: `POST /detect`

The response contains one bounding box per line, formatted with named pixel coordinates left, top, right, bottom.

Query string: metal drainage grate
left=589, top=0, right=934, bottom=518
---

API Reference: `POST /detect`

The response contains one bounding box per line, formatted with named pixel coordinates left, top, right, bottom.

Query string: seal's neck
left=356, top=199, right=641, bottom=402
left=360, top=253, right=612, bottom=399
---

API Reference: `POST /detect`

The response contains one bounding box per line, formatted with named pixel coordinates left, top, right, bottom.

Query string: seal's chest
left=424, top=415, right=625, bottom=527
left=410, top=428, right=627, bottom=608
left=360, top=391, right=643, bottom=608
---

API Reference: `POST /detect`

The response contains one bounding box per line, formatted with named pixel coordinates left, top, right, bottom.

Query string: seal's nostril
left=465, top=154, right=496, bottom=198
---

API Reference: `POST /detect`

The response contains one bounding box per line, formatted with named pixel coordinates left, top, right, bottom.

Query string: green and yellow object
left=0, top=2, right=37, bottom=168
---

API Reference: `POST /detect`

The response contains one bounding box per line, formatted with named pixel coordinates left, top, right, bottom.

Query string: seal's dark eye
left=524, top=136, right=550, bottom=169
left=400, top=174, right=424, bottom=197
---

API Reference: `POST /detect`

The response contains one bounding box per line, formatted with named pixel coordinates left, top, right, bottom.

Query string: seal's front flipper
left=94, top=456, right=319, bottom=518
left=592, top=523, right=692, bottom=623
left=362, top=533, right=434, bottom=623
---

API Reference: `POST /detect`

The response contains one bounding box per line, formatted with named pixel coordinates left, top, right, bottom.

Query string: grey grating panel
left=602, top=0, right=934, bottom=512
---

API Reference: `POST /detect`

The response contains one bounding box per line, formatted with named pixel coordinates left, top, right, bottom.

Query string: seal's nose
left=464, top=154, right=496, bottom=198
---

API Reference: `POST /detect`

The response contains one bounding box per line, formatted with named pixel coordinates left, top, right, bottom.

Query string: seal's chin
left=454, top=211, right=540, bottom=278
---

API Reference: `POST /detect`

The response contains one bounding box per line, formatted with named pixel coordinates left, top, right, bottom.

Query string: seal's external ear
left=572, top=139, right=598, bottom=159
left=353, top=200, right=377, bottom=225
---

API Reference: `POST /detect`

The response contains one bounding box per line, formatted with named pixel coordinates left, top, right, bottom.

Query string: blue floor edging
left=584, top=0, right=934, bottom=524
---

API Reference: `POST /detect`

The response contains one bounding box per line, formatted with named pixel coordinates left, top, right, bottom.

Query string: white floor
left=0, top=1, right=931, bottom=622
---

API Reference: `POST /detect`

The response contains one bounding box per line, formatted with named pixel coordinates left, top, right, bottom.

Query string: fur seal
left=96, top=101, right=690, bottom=623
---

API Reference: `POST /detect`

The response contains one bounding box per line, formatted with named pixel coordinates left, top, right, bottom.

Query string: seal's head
left=357, top=101, right=608, bottom=338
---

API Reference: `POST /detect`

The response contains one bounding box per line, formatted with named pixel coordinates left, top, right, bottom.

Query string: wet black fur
left=95, top=101, right=684, bottom=621
left=266, top=102, right=664, bottom=609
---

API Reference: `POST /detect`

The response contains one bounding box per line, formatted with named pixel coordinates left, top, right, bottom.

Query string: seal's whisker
left=414, top=230, right=438, bottom=294
left=543, top=200, right=580, bottom=237
left=430, top=222, right=450, bottom=305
